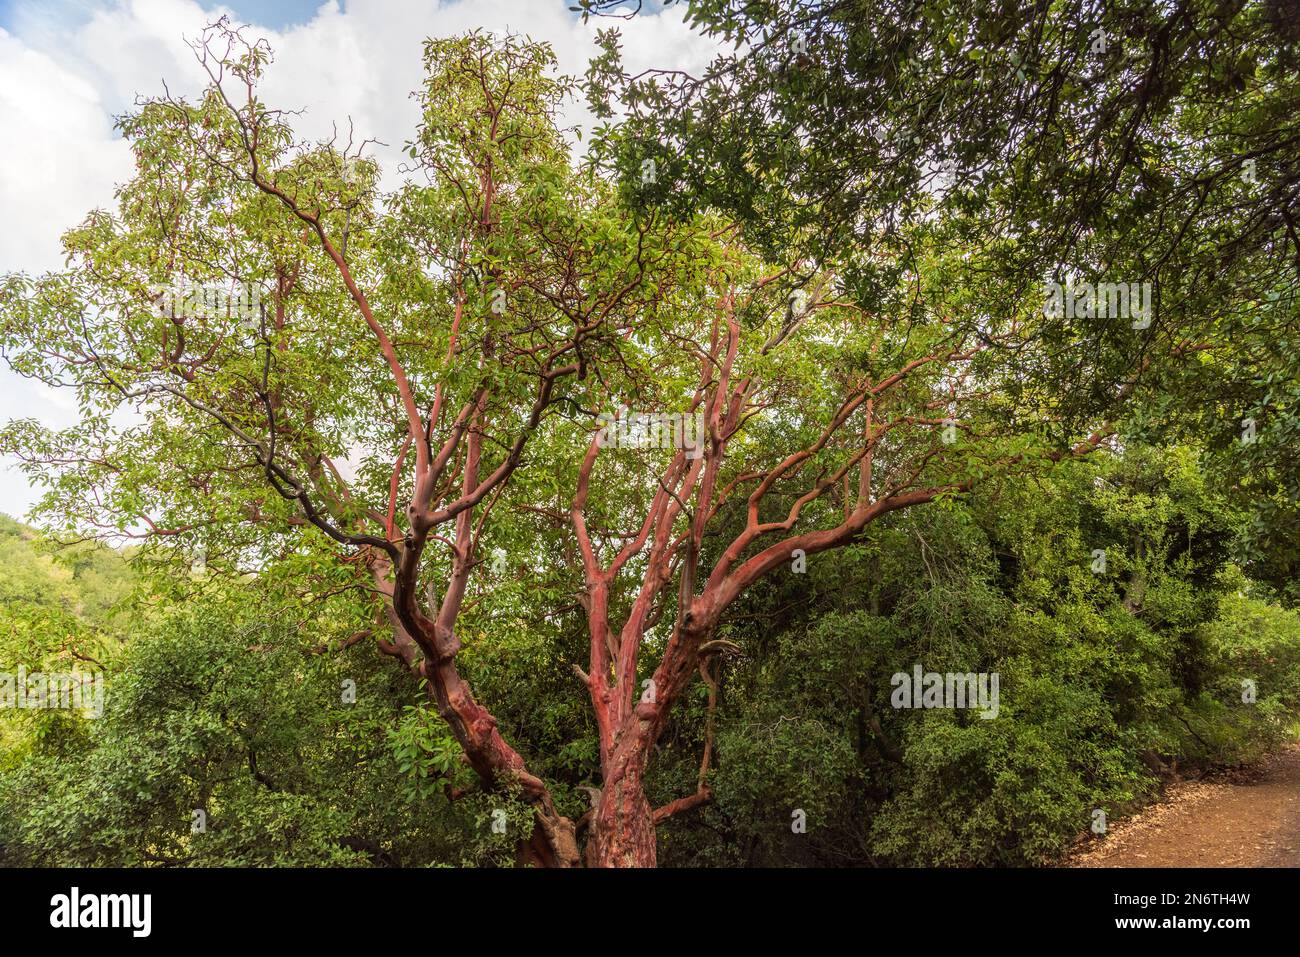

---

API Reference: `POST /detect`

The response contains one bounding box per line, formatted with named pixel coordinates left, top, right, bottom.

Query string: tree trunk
left=420, top=656, right=582, bottom=867
left=371, top=562, right=581, bottom=866
left=587, top=727, right=657, bottom=867
left=587, top=766, right=656, bottom=867
left=586, top=619, right=717, bottom=867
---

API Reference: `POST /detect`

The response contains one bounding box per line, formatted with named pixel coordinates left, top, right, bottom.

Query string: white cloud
left=0, top=27, right=135, bottom=273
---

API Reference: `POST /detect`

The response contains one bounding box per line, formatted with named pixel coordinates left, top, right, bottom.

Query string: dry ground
left=1069, top=744, right=1300, bottom=867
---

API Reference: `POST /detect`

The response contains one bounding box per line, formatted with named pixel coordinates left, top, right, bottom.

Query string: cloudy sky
left=0, top=0, right=720, bottom=520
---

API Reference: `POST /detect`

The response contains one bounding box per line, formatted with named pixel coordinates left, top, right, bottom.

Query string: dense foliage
left=3, top=438, right=1297, bottom=866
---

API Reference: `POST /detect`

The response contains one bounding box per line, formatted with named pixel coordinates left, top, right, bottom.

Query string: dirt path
left=1070, top=744, right=1300, bottom=867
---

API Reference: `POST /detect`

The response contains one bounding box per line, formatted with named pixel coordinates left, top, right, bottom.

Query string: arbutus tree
left=565, top=241, right=1143, bottom=865
left=557, top=0, right=1297, bottom=864
left=564, top=225, right=1281, bottom=864
left=0, top=23, right=719, bottom=866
